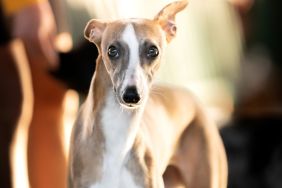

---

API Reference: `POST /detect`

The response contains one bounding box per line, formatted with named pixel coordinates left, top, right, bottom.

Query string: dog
left=68, top=1, right=227, bottom=187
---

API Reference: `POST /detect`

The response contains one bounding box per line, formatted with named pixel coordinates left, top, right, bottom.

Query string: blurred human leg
left=27, top=63, right=68, bottom=188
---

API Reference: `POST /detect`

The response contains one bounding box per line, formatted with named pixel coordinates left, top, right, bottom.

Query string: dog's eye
left=147, top=46, right=159, bottom=59
left=108, top=46, right=119, bottom=59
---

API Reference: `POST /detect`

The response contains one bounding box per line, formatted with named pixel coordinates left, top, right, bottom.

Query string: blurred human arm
left=2, top=0, right=58, bottom=69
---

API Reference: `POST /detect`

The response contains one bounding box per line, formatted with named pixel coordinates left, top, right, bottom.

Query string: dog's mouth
left=120, top=102, right=142, bottom=109
left=117, top=95, right=143, bottom=109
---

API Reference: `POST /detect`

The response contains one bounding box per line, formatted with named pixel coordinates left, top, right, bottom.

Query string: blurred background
left=0, top=0, right=281, bottom=187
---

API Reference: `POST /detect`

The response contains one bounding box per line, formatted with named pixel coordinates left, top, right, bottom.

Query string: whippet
left=68, top=1, right=227, bottom=187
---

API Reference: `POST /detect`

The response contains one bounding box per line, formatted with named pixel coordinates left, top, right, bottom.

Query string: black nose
left=122, top=86, right=140, bottom=104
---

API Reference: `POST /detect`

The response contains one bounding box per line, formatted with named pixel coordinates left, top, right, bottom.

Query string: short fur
left=68, top=1, right=227, bottom=188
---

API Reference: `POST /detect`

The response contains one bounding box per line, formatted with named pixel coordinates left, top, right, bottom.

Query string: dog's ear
left=154, top=0, right=188, bottom=42
left=84, top=19, right=107, bottom=45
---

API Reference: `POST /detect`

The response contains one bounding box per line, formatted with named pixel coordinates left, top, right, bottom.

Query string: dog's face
left=92, top=20, right=165, bottom=109
left=84, top=1, right=188, bottom=109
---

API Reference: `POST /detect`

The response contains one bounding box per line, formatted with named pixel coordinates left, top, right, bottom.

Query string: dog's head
left=84, top=0, right=188, bottom=109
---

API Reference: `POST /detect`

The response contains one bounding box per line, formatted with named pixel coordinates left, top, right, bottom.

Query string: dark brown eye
left=147, top=46, right=159, bottom=59
left=108, top=45, right=119, bottom=59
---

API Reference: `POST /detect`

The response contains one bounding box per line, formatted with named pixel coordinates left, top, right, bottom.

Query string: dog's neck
left=86, top=58, right=146, bottom=186
left=101, top=89, right=143, bottom=161
left=89, top=56, right=145, bottom=163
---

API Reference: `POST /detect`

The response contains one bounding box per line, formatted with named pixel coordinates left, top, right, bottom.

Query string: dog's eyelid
left=142, top=39, right=159, bottom=47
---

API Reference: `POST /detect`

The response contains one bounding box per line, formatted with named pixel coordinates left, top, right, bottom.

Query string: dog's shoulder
left=147, top=84, right=197, bottom=122
left=150, top=84, right=197, bottom=107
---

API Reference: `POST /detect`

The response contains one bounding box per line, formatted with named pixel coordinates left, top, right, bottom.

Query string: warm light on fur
left=68, top=1, right=227, bottom=187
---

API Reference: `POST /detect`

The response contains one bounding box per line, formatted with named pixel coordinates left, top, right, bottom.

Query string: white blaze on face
left=121, top=23, right=141, bottom=89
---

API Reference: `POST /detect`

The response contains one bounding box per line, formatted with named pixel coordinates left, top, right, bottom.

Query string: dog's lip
left=119, top=100, right=142, bottom=109
left=117, top=96, right=142, bottom=109
left=122, top=102, right=141, bottom=108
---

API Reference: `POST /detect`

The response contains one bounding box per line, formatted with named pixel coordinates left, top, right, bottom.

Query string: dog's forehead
left=102, top=19, right=163, bottom=45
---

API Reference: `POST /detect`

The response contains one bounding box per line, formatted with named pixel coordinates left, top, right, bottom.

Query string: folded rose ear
left=154, top=0, right=188, bottom=42
left=84, top=19, right=107, bottom=45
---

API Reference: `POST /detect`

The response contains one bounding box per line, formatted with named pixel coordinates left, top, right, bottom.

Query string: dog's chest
left=89, top=166, right=141, bottom=188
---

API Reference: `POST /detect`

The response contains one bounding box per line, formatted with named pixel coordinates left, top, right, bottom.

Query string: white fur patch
left=120, top=23, right=150, bottom=100
left=89, top=91, right=142, bottom=188
left=122, top=24, right=139, bottom=70
left=121, top=24, right=140, bottom=89
left=90, top=168, right=141, bottom=188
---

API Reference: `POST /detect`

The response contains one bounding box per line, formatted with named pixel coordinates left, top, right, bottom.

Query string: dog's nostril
left=122, top=86, right=140, bottom=104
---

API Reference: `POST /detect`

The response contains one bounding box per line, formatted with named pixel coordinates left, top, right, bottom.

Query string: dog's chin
left=119, top=102, right=142, bottom=110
